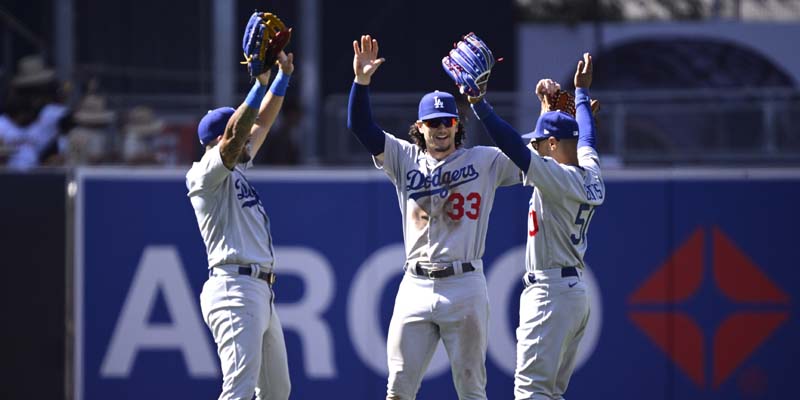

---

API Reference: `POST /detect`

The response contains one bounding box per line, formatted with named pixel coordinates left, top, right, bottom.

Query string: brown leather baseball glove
left=543, top=89, right=600, bottom=119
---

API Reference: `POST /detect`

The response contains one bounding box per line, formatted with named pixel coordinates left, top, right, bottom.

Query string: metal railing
left=320, top=92, right=522, bottom=165
left=0, top=6, right=46, bottom=84
left=322, top=88, right=800, bottom=166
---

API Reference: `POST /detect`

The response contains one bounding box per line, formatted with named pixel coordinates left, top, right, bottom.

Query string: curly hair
left=408, top=120, right=466, bottom=152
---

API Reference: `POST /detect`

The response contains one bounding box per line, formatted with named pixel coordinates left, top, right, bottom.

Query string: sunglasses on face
left=422, top=117, right=457, bottom=128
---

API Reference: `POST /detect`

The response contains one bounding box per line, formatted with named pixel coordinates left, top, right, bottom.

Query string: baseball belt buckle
left=268, top=272, right=277, bottom=285
left=416, top=262, right=445, bottom=279
left=428, top=267, right=450, bottom=279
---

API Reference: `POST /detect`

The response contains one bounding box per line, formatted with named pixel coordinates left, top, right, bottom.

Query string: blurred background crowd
left=1, top=0, right=799, bottom=170
left=0, top=51, right=303, bottom=169
left=0, top=54, right=304, bottom=168
left=0, top=55, right=188, bottom=168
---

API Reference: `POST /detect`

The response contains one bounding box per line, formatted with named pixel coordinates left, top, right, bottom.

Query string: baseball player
left=186, top=33, right=294, bottom=399
left=465, top=53, right=604, bottom=399
left=348, top=35, right=521, bottom=400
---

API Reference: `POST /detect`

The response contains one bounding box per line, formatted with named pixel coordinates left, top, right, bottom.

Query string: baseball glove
left=442, top=33, right=496, bottom=98
left=543, top=90, right=576, bottom=116
left=543, top=90, right=601, bottom=118
left=241, top=11, right=292, bottom=77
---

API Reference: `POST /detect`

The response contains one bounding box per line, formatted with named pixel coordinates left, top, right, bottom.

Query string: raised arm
left=347, top=35, right=387, bottom=156
left=250, top=51, right=294, bottom=157
left=442, top=33, right=530, bottom=171
left=471, top=99, right=531, bottom=171
left=574, top=52, right=596, bottom=150
left=219, top=70, right=271, bottom=169
left=220, top=11, right=291, bottom=169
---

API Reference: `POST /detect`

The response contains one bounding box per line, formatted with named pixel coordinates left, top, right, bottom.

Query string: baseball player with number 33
left=443, top=34, right=605, bottom=399
left=348, top=34, right=521, bottom=399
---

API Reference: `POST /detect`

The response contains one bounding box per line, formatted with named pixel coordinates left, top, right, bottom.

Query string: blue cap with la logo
left=418, top=91, right=459, bottom=120
left=522, top=111, right=579, bottom=141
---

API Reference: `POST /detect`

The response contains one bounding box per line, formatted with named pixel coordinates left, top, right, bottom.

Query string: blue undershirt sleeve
left=575, top=87, right=596, bottom=149
left=347, top=82, right=386, bottom=156
left=471, top=99, right=531, bottom=171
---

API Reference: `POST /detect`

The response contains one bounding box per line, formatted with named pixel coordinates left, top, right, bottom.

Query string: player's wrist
left=470, top=99, right=492, bottom=120
left=269, top=70, right=291, bottom=96
left=354, top=76, right=371, bottom=86
left=575, top=87, right=591, bottom=105
left=255, top=70, right=271, bottom=86
left=245, top=80, right=269, bottom=109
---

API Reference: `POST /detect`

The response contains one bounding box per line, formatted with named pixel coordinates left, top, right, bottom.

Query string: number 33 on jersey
left=376, top=134, right=520, bottom=262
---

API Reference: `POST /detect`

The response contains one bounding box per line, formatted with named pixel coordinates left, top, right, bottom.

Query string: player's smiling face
left=418, top=117, right=458, bottom=160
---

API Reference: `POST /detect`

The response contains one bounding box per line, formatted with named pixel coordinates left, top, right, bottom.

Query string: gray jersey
left=375, top=132, right=520, bottom=264
left=524, top=145, right=604, bottom=272
left=186, top=147, right=275, bottom=268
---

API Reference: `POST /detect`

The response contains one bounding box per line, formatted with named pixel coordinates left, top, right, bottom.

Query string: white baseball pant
left=515, top=268, right=589, bottom=400
left=200, top=267, right=291, bottom=400
left=386, top=268, right=489, bottom=400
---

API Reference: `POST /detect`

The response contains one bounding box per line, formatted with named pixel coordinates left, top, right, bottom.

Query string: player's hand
left=535, top=79, right=561, bottom=104
left=574, top=52, right=593, bottom=89
left=536, top=78, right=560, bottom=115
left=353, top=34, right=385, bottom=86
left=256, top=69, right=272, bottom=86
left=276, top=51, right=294, bottom=75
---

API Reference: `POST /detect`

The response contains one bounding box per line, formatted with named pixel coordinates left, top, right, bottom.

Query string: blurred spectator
left=0, top=90, right=36, bottom=168
left=122, top=106, right=176, bottom=165
left=0, top=55, right=72, bottom=170
left=253, top=99, right=300, bottom=165
left=67, top=94, right=116, bottom=165
left=14, top=55, right=74, bottom=166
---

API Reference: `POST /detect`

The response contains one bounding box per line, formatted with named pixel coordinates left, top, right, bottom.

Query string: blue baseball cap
left=522, top=111, right=579, bottom=141
left=418, top=91, right=459, bottom=120
left=198, top=107, right=236, bottom=146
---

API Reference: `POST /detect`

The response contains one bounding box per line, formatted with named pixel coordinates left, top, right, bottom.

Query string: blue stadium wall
left=74, top=168, right=799, bottom=399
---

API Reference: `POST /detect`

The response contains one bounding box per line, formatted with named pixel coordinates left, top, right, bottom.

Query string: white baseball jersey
left=375, top=132, right=520, bottom=264
left=524, top=145, right=604, bottom=272
left=0, top=114, right=37, bottom=170
left=186, top=147, right=275, bottom=268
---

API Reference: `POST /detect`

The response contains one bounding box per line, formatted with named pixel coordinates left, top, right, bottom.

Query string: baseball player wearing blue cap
left=186, top=50, right=294, bottom=400
left=348, top=35, right=521, bottom=400
left=467, top=53, right=605, bottom=399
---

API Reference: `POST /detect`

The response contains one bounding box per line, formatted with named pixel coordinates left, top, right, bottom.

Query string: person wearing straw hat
left=1, top=55, right=72, bottom=169
left=10, top=55, right=57, bottom=88
left=66, top=94, right=116, bottom=165
left=122, top=106, right=169, bottom=164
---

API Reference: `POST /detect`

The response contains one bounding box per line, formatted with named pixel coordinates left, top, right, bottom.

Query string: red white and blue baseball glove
left=442, top=33, right=497, bottom=98
left=241, top=11, right=292, bottom=77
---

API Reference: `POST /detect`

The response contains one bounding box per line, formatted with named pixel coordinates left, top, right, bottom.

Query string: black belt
left=524, top=266, right=579, bottom=287
left=238, top=266, right=277, bottom=285
left=414, top=262, right=475, bottom=279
